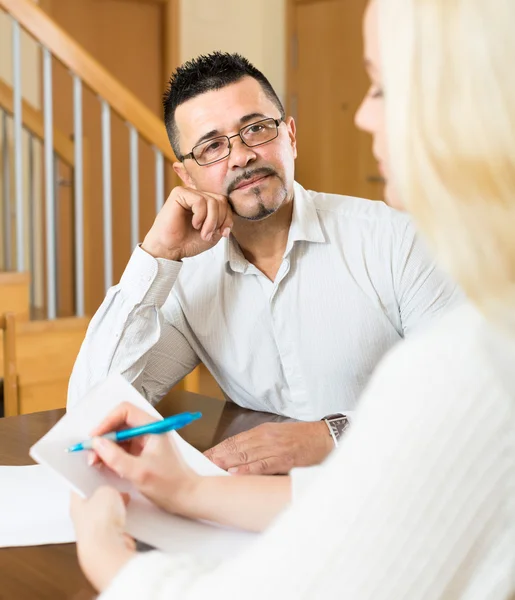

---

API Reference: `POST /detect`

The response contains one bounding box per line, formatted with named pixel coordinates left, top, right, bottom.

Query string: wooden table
left=0, top=390, right=289, bottom=599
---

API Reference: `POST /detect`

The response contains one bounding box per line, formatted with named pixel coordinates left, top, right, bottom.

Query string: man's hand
left=204, top=421, right=334, bottom=475
left=142, top=186, right=233, bottom=261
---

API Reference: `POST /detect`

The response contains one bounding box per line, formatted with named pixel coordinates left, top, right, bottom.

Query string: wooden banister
left=0, top=0, right=176, bottom=163
left=0, top=77, right=74, bottom=167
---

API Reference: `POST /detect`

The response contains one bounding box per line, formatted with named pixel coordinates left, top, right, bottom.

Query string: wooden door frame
left=285, top=0, right=295, bottom=117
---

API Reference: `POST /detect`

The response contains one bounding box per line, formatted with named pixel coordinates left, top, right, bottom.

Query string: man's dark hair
left=163, top=52, right=285, bottom=160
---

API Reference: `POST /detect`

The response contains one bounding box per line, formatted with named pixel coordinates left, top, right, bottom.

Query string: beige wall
left=180, top=0, right=286, bottom=104
left=0, top=4, right=41, bottom=107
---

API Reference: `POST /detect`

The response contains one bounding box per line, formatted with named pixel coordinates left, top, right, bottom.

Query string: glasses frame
left=180, top=117, right=283, bottom=166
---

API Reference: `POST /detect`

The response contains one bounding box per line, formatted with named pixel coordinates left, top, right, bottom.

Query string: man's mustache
left=227, top=167, right=277, bottom=195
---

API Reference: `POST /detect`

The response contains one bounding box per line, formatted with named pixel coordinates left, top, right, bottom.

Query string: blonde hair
left=378, top=0, right=515, bottom=329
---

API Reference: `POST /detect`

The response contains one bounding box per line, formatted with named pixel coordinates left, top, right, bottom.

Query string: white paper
left=0, top=465, right=75, bottom=547
left=28, top=375, right=256, bottom=558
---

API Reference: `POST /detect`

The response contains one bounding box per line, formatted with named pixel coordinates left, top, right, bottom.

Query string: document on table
left=0, top=465, right=75, bottom=547
left=1, top=375, right=257, bottom=557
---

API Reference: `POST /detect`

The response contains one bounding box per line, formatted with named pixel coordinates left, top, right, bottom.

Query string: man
left=68, top=52, right=460, bottom=475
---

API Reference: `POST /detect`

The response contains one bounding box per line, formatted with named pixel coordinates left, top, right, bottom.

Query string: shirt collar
left=286, top=181, right=326, bottom=250
left=225, top=181, right=326, bottom=274
left=224, top=234, right=248, bottom=274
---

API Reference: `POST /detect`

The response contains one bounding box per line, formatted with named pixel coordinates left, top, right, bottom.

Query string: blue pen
left=65, top=411, right=202, bottom=453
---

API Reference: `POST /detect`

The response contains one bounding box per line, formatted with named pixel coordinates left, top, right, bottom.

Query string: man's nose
left=227, top=137, right=257, bottom=170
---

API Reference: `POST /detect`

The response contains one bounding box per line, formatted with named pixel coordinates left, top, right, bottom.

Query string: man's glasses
left=180, top=117, right=283, bottom=166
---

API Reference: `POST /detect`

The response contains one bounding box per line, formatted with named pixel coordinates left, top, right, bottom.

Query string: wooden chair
left=0, top=313, right=19, bottom=417
left=0, top=317, right=89, bottom=416
left=0, top=311, right=206, bottom=416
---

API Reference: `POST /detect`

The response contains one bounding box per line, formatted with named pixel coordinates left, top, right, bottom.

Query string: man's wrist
left=141, top=237, right=183, bottom=262
left=313, top=420, right=336, bottom=457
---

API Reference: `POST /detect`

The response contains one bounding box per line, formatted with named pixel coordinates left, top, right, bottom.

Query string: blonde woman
left=71, top=1, right=515, bottom=598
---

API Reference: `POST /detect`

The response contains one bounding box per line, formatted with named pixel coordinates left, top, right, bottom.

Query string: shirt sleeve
left=98, top=336, right=512, bottom=600
left=67, top=246, right=200, bottom=409
left=393, top=221, right=464, bottom=336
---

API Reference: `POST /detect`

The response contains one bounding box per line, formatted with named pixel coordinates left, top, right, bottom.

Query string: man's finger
left=189, top=196, right=208, bottom=231
left=204, top=434, right=268, bottom=470
left=199, top=196, right=221, bottom=240
left=228, top=455, right=293, bottom=476
left=214, top=198, right=233, bottom=232
left=204, top=434, right=246, bottom=463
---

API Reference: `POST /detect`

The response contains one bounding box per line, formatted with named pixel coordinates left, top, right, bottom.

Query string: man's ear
left=285, top=116, right=298, bottom=160
left=173, top=161, right=196, bottom=189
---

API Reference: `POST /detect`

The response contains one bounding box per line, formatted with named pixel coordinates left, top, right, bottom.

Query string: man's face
left=173, top=77, right=297, bottom=221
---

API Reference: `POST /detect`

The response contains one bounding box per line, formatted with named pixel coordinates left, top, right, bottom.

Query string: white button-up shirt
left=68, top=182, right=460, bottom=419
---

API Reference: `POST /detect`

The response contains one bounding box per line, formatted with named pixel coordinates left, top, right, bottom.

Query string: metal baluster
left=53, top=153, right=60, bottom=316
left=129, top=125, right=139, bottom=251
left=28, top=134, right=36, bottom=308
left=154, top=148, right=164, bottom=213
left=1, top=111, right=12, bottom=271
left=73, top=75, right=85, bottom=317
left=43, top=47, right=56, bottom=319
left=12, top=18, right=24, bottom=272
left=101, top=100, right=113, bottom=292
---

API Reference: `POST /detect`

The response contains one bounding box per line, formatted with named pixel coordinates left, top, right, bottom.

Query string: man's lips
left=234, top=174, right=270, bottom=191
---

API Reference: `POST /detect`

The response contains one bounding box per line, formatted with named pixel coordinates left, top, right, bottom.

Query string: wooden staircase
left=0, top=0, right=215, bottom=414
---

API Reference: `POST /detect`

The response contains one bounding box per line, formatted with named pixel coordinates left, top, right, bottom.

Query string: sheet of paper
left=29, top=375, right=256, bottom=559
left=0, top=465, right=75, bottom=548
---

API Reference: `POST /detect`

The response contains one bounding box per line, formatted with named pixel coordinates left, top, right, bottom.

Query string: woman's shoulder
left=361, top=302, right=515, bottom=426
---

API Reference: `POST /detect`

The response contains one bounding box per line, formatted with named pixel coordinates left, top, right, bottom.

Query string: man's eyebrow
left=239, top=112, right=268, bottom=125
left=194, top=128, right=221, bottom=147
left=193, top=113, right=270, bottom=147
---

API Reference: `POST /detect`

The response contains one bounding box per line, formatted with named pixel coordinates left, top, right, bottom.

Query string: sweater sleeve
left=99, top=329, right=514, bottom=600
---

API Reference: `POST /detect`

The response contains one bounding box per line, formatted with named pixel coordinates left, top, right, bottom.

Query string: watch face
left=330, top=417, right=349, bottom=439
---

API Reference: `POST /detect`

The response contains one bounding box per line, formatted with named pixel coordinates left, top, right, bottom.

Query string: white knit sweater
left=100, top=303, right=515, bottom=600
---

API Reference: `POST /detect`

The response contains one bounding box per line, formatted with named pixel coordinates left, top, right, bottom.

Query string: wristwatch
left=322, top=413, right=350, bottom=448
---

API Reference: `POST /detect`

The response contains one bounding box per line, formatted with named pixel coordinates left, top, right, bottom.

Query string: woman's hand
left=88, top=402, right=201, bottom=516
left=70, top=488, right=136, bottom=592
left=87, top=403, right=291, bottom=533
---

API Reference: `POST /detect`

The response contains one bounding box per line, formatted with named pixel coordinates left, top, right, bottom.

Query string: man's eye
left=248, top=125, right=265, bottom=134
left=205, top=141, right=222, bottom=153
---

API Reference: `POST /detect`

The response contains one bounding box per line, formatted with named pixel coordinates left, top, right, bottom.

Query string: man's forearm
left=67, top=247, right=182, bottom=409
